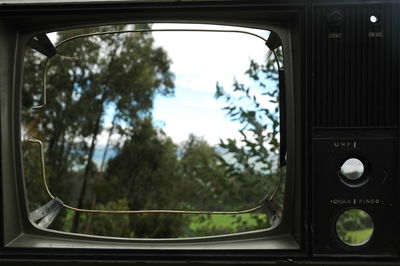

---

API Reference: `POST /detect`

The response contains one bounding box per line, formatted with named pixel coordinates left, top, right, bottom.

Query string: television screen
left=21, top=23, right=286, bottom=239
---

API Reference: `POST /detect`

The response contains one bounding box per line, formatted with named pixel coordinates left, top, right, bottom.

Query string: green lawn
left=187, top=213, right=268, bottom=236
left=344, top=228, right=373, bottom=245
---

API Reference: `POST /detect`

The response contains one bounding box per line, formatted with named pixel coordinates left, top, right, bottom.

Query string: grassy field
left=344, top=228, right=373, bottom=244
left=187, top=213, right=268, bottom=236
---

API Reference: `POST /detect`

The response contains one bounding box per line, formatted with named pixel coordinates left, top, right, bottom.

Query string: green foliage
left=22, top=26, right=283, bottom=238
left=214, top=49, right=284, bottom=207
left=178, top=135, right=227, bottom=210
left=22, top=141, right=49, bottom=211
left=22, top=24, right=175, bottom=233
left=187, top=213, right=268, bottom=237
left=83, top=199, right=132, bottom=237
left=90, top=118, right=188, bottom=237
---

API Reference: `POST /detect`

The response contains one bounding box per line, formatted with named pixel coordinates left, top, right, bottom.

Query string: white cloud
left=152, top=23, right=269, bottom=93
left=151, top=23, right=274, bottom=145
left=47, top=24, right=277, bottom=147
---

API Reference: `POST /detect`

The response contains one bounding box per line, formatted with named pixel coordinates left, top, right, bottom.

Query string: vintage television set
left=0, top=0, right=399, bottom=265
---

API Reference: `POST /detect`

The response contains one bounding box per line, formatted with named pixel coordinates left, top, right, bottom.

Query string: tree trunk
left=83, top=114, right=117, bottom=233
left=100, top=114, right=117, bottom=172
left=71, top=106, right=104, bottom=232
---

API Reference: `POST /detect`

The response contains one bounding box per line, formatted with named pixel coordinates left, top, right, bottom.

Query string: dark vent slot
left=312, top=4, right=399, bottom=128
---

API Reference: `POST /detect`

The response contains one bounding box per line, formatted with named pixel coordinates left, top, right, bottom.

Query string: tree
left=178, top=134, right=227, bottom=211
left=177, top=135, right=269, bottom=237
left=21, top=24, right=175, bottom=232
left=214, top=48, right=284, bottom=210
left=88, top=118, right=187, bottom=237
left=22, top=26, right=284, bottom=238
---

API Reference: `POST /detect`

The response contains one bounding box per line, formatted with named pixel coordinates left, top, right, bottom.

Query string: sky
left=150, top=23, right=272, bottom=145
left=48, top=23, right=274, bottom=147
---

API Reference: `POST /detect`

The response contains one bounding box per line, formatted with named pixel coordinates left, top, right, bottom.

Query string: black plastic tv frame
left=0, top=0, right=399, bottom=265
